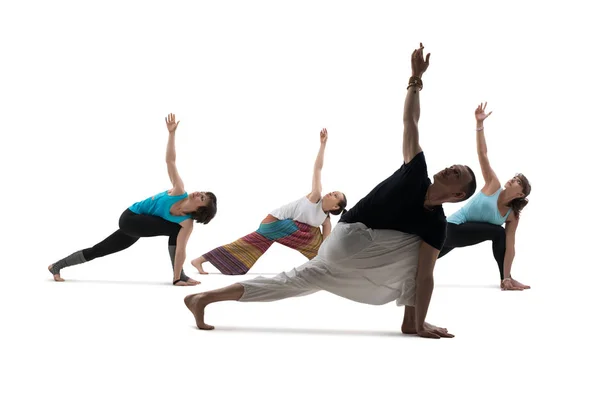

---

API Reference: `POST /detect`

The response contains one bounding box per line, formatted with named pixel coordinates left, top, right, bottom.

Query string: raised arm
left=474, top=103, right=500, bottom=193
left=165, top=113, right=185, bottom=196
left=403, top=43, right=430, bottom=164
left=307, top=129, right=327, bottom=203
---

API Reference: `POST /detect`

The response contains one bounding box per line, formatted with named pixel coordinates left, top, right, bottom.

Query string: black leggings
left=83, top=209, right=180, bottom=260
left=438, top=222, right=507, bottom=280
left=51, top=209, right=189, bottom=280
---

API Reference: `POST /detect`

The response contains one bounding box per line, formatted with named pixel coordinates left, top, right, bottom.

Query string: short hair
left=462, top=166, right=477, bottom=200
left=190, top=192, right=217, bottom=224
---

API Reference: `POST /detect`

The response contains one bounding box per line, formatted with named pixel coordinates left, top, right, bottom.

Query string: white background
left=1, top=0, right=598, bottom=399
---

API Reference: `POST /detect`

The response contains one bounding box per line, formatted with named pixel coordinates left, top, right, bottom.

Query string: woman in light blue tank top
left=438, top=103, right=532, bottom=290
left=48, top=114, right=218, bottom=286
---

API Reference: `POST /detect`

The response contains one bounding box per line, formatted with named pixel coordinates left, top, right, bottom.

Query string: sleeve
left=421, top=219, right=447, bottom=251
left=402, top=151, right=428, bottom=179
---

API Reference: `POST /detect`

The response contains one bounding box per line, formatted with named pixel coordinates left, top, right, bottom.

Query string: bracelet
left=407, top=76, right=423, bottom=91
left=476, top=126, right=484, bottom=131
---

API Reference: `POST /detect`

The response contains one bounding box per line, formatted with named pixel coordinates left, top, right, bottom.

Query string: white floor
left=3, top=240, right=595, bottom=400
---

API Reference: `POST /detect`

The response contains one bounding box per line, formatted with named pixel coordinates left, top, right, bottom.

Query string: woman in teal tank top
left=48, top=114, right=218, bottom=286
left=438, top=103, right=532, bottom=290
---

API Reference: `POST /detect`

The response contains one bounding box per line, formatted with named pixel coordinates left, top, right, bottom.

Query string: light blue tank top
left=128, top=191, right=191, bottom=224
left=447, top=188, right=511, bottom=225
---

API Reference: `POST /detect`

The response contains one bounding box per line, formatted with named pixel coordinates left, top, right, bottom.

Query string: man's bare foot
left=48, top=265, right=64, bottom=282
left=191, top=258, right=209, bottom=275
left=184, top=294, right=215, bottom=330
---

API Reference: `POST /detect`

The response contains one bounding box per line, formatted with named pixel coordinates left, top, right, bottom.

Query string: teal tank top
left=447, top=188, right=511, bottom=225
left=128, top=191, right=191, bottom=224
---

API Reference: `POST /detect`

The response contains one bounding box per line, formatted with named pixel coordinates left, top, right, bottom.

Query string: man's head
left=432, top=164, right=477, bottom=203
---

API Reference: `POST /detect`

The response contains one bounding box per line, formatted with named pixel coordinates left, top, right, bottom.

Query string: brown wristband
left=407, top=76, right=423, bottom=91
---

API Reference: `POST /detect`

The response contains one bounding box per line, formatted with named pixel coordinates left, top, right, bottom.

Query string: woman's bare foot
left=191, top=257, right=209, bottom=275
left=501, top=278, right=525, bottom=291
left=185, top=277, right=201, bottom=286
left=510, top=277, right=530, bottom=289
left=184, top=294, right=215, bottom=330
left=48, top=265, right=64, bottom=282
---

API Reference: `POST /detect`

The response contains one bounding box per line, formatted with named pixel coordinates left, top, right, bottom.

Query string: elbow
left=403, top=115, right=419, bottom=126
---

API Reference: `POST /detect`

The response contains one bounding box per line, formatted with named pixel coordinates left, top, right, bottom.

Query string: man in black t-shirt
left=184, top=43, right=477, bottom=339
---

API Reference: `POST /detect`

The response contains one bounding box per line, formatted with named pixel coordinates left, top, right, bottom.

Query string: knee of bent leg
left=493, top=226, right=506, bottom=244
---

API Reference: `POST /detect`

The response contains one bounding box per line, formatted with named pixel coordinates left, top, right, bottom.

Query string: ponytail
left=510, top=173, right=532, bottom=219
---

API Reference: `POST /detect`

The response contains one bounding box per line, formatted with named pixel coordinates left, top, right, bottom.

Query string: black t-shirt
left=340, top=152, right=447, bottom=250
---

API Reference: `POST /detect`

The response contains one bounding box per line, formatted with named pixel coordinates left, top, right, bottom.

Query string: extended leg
left=184, top=260, right=323, bottom=329
left=48, top=229, right=139, bottom=281
left=168, top=235, right=195, bottom=283
left=192, top=231, right=274, bottom=275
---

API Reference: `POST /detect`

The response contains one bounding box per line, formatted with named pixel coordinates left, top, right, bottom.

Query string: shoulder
left=169, top=188, right=187, bottom=197
left=481, top=186, right=500, bottom=196
left=404, top=151, right=427, bottom=169
left=397, top=151, right=428, bottom=178
left=179, top=218, right=194, bottom=229
left=305, top=194, right=321, bottom=204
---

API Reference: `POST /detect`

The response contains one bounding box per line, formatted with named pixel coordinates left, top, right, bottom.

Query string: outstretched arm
left=474, top=103, right=500, bottom=193
left=502, top=214, right=519, bottom=280
left=321, top=215, right=332, bottom=240
left=308, top=129, right=328, bottom=203
left=403, top=43, right=430, bottom=164
left=411, top=241, right=454, bottom=339
left=172, top=220, right=193, bottom=285
left=165, top=113, right=185, bottom=196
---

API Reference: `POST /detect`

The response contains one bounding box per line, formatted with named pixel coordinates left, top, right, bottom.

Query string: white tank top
left=269, top=196, right=328, bottom=227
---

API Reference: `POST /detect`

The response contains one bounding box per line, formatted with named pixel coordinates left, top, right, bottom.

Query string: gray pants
left=239, top=222, right=422, bottom=306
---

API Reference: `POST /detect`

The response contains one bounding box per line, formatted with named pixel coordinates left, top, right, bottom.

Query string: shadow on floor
left=46, top=278, right=172, bottom=287
left=191, top=325, right=417, bottom=338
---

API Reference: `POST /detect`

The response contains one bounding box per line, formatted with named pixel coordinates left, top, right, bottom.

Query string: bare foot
left=501, top=279, right=524, bottom=291
left=48, top=265, right=64, bottom=282
left=510, top=278, right=530, bottom=290
left=191, top=258, right=209, bottom=275
left=186, top=277, right=201, bottom=286
left=184, top=294, right=215, bottom=330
